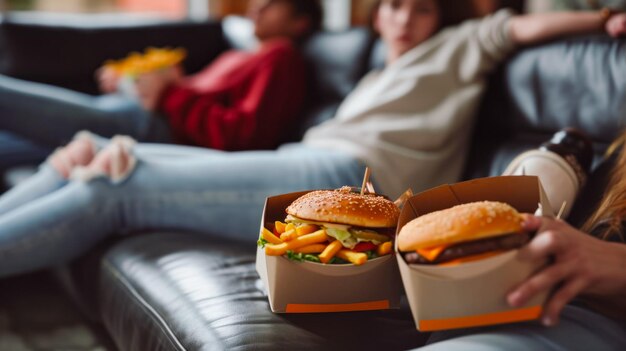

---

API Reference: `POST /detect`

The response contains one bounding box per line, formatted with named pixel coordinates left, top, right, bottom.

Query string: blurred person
left=0, top=0, right=323, bottom=152
left=0, top=3, right=625, bottom=336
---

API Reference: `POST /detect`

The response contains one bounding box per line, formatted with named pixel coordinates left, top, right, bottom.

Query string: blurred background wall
left=3, top=0, right=527, bottom=28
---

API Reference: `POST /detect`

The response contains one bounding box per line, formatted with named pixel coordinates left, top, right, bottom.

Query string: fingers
left=97, top=67, right=121, bottom=93
left=607, top=15, right=626, bottom=37
left=521, top=214, right=542, bottom=232
left=542, top=278, right=588, bottom=326
left=518, top=227, right=567, bottom=261
left=510, top=219, right=592, bottom=327
left=507, top=260, right=573, bottom=308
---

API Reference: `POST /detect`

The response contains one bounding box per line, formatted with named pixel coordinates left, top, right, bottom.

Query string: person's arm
left=158, top=52, right=306, bottom=151
left=507, top=215, right=626, bottom=326
left=509, top=10, right=626, bottom=46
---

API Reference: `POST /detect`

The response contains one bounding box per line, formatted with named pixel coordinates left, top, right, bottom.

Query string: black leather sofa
left=1, top=12, right=625, bottom=351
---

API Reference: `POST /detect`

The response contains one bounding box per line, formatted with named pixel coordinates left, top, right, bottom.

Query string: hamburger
left=398, top=201, right=531, bottom=266
left=260, top=187, right=400, bottom=265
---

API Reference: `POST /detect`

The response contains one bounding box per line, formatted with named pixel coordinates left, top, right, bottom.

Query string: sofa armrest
left=0, top=12, right=228, bottom=94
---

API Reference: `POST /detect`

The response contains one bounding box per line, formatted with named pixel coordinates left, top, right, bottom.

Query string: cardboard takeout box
left=256, top=190, right=403, bottom=313
left=396, top=176, right=552, bottom=331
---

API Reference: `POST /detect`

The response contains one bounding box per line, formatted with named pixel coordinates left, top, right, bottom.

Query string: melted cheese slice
left=416, top=245, right=449, bottom=262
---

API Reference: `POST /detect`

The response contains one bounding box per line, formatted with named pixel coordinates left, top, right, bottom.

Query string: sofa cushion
left=296, top=27, right=376, bottom=134
left=99, top=233, right=429, bottom=351
left=0, top=131, right=51, bottom=174
left=506, top=35, right=626, bottom=141
left=465, top=36, right=626, bottom=179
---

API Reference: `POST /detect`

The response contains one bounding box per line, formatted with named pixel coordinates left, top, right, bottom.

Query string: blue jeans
left=417, top=305, right=626, bottom=351
left=0, top=74, right=172, bottom=148
left=0, top=142, right=366, bottom=278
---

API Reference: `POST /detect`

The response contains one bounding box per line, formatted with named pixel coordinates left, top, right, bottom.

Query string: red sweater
left=159, top=39, right=307, bottom=151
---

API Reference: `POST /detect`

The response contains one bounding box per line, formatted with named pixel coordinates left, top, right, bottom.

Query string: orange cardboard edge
left=286, top=300, right=391, bottom=313
left=418, top=306, right=543, bottom=331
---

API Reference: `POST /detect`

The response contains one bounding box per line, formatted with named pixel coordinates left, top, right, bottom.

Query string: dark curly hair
left=281, top=0, right=324, bottom=36
left=437, top=0, right=479, bottom=28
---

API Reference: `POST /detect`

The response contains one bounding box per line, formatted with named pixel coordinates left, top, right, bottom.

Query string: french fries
left=104, top=47, right=187, bottom=76
left=261, top=221, right=394, bottom=265
left=319, top=240, right=343, bottom=264
left=377, top=241, right=392, bottom=256
left=337, top=250, right=368, bottom=266
left=285, top=223, right=297, bottom=233
left=280, top=229, right=297, bottom=242
left=296, top=224, right=318, bottom=236
left=261, top=228, right=283, bottom=245
left=275, top=221, right=287, bottom=234
left=295, top=244, right=327, bottom=254
left=265, top=230, right=328, bottom=256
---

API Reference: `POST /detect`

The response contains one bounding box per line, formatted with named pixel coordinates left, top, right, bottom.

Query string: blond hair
left=582, top=133, right=626, bottom=241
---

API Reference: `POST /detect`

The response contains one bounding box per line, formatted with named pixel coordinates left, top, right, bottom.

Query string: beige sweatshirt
left=303, top=10, right=516, bottom=198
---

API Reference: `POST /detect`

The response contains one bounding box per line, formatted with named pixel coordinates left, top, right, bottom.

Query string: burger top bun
left=286, top=187, right=400, bottom=228
left=398, top=201, right=523, bottom=251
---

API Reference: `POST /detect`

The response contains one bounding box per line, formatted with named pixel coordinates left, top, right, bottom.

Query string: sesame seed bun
left=286, top=187, right=400, bottom=228
left=398, top=201, right=524, bottom=252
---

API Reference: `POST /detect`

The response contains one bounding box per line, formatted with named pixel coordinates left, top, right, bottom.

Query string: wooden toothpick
left=360, top=167, right=371, bottom=195
left=556, top=201, right=567, bottom=220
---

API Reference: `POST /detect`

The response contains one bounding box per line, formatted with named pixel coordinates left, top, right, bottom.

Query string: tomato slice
left=353, top=242, right=377, bottom=252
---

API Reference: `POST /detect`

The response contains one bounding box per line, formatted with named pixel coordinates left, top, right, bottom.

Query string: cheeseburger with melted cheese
left=398, top=201, right=532, bottom=265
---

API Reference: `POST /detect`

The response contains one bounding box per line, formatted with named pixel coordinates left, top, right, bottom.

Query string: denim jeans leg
left=103, top=144, right=367, bottom=241
left=0, top=164, right=67, bottom=216
left=0, top=178, right=117, bottom=278
left=0, top=144, right=367, bottom=277
left=420, top=305, right=626, bottom=351
left=0, top=74, right=159, bottom=146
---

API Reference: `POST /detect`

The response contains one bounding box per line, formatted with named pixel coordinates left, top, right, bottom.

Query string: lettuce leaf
left=366, top=250, right=379, bottom=260
left=350, top=229, right=391, bottom=244
left=285, top=215, right=351, bottom=231
left=257, top=237, right=269, bottom=248
left=328, top=257, right=349, bottom=264
left=286, top=251, right=321, bottom=263
left=325, top=228, right=358, bottom=249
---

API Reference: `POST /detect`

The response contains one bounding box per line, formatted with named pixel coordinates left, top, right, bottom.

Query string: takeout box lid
left=256, top=190, right=403, bottom=313
left=395, top=176, right=551, bottom=331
